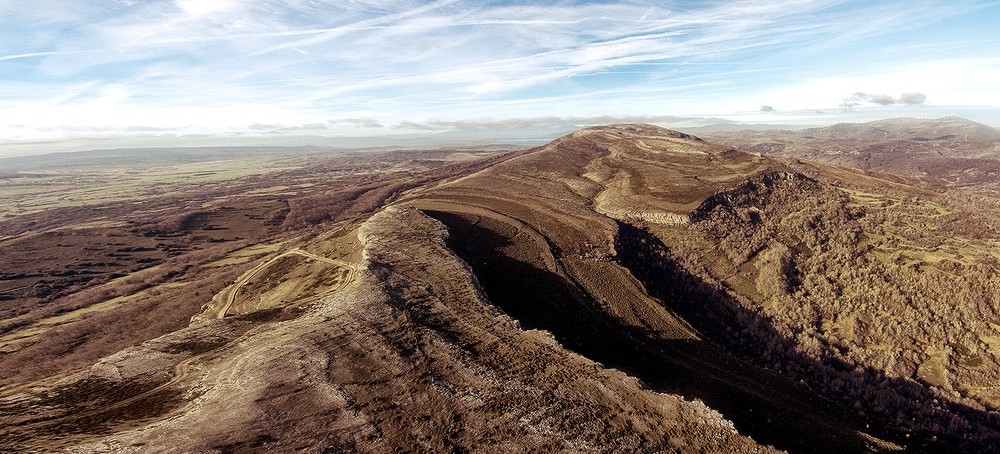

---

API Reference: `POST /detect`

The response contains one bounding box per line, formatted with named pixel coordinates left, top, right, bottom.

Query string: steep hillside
left=660, top=169, right=1000, bottom=449
left=4, top=207, right=774, bottom=453
left=402, top=124, right=1000, bottom=452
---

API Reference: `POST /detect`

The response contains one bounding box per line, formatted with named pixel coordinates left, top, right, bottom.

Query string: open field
left=0, top=158, right=304, bottom=224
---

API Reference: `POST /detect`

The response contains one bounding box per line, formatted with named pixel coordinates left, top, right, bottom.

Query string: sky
left=2, top=0, right=1000, bottom=155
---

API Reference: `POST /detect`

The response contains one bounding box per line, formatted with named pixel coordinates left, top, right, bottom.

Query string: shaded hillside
left=1, top=207, right=777, bottom=453
left=400, top=125, right=910, bottom=452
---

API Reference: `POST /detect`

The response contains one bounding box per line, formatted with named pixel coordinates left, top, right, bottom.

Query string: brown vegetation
left=660, top=141, right=1000, bottom=450
left=2, top=123, right=999, bottom=452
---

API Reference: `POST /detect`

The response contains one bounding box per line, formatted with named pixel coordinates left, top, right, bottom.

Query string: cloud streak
left=329, top=117, right=384, bottom=128
left=0, top=52, right=62, bottom=62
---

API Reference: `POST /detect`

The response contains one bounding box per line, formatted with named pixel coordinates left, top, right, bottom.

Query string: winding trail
left=3, top=247, right=360, bottom=447
left=216, top=248, right=357, bottom=319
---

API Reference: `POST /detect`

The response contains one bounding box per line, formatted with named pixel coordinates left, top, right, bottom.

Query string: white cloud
left=747, top=58, right=1000, bottom=112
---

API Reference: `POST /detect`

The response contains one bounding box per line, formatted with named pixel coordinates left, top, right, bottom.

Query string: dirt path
left=6, top=246, right=360, bottom=438
left=2, top=241, right=362, bottom=447
left=216, top=248, right=357, bottom=319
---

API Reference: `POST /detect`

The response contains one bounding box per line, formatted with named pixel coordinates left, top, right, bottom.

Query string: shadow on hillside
left=614, top=222, right=1000, bottom=453
left=426, top=210, right=999, bottom=454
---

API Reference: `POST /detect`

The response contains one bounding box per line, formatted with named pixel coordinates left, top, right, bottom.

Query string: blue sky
left=2, top=0, right=999, bottom=154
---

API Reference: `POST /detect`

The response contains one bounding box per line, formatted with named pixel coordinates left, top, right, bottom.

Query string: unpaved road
left=216, top=248, right=357, bottom=319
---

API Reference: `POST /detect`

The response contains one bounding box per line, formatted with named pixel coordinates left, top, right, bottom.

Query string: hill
left=2, top=125, right=999, bottom=452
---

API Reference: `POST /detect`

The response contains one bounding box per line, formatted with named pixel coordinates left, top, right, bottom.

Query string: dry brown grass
left=3, top=125, right=997, bottom=452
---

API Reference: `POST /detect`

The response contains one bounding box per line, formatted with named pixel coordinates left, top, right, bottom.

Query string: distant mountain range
left=801, top=117, right=1000, bottom=141
left=699, top=117, right=1000, bottom=189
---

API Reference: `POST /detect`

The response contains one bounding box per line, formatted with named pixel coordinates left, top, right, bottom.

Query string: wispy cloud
left=0, top=52, right=62, bottom=62
left=0, top=0, right=998, bottom=154
left=391, top=114, right=724, bottom=132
